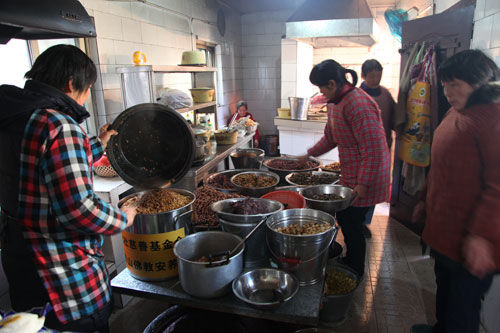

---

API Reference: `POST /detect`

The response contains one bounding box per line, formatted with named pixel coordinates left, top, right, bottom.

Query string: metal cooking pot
left=118, top=188, right=195, bottom=281
left=173, top=231, right=244, bottom=298
left=118, top=188, right=195, bottom=235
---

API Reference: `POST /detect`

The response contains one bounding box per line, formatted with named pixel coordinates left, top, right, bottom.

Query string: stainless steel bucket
left=121, top=189, right=195, bottom=234
left=288, top=97, right=310, bottom=120
left=173, top=231, right=244, bottom=298
left=230, top=148, right=265, bottom=169
left=219, top=218, right=270, bottom=268
left=118, top=189, right=195, bottom=281
left=266, top=208, right=338, bottom=286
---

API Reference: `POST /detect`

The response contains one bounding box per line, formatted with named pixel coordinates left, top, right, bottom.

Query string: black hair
left=361, top=59, right=383, bottom=77
left=309, top=59, right=358, bottom=87
left=25, top=44, right=97, bottom=93
left=439, top=49, right=498, bottom=86
left=236, top=100, right=248, bottom=110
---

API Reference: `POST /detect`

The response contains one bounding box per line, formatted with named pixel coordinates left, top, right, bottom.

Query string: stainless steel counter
left=173, top=132, right=254, bottom=191
left=111, top=268, right=323, bottom=325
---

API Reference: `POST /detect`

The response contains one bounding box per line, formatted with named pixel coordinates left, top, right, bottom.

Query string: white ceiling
left=221, top=0, right=398, bottom=14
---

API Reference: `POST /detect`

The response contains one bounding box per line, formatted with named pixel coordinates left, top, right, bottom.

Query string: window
left=0, top=38, right=99, bottom=136
left=196, top=41, right=216, bottom=67
left=0, top=39, right=32, bottom=87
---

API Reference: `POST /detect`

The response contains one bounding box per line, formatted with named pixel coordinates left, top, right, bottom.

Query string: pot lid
left=107, top=103, right=195, bottom=189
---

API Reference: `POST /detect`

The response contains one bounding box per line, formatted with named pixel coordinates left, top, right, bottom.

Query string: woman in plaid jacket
left=0, top=45, right=137, bottom=332
left=303, top=59, right=391, bottom=278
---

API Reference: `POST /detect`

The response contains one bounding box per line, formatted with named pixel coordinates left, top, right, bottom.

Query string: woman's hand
left=121, top=205, right=137, bottom=229
left=98, top=123, right=118, bottom=149
left=463, top=234, right=495, bottom=278
left=351, top=184, right=367, bottom=205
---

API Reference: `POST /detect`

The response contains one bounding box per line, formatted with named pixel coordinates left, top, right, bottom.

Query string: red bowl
left=260, top=190, right=306, bottom=210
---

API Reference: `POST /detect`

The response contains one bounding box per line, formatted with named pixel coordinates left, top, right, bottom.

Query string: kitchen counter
left=274, top=117, right=338, bottom=164
left=173, top=132, right=254, bottom=191
left=111, top=268, right=323, bottom=325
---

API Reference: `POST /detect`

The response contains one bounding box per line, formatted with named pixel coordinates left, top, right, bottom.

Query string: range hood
left=0, top=0, right=96, bottom=44
left=286, top=0, right=377, bottom=48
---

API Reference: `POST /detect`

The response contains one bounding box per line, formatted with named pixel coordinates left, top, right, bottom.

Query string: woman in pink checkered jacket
left=302, top=59, right=391, bottom=278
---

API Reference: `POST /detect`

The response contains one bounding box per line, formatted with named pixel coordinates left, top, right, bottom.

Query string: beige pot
left=181, top=51, right=206, bottom=65
left=190, top=88, right=215, bottom=103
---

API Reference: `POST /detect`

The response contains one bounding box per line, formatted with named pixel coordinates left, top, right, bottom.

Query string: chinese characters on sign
left=122, top=228, right=185, bottom=279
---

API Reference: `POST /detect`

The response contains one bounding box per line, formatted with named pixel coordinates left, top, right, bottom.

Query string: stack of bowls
left=211, top=198, right=283, bottom=268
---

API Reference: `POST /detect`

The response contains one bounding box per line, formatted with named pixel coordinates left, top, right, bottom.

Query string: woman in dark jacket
left=0, top=45, right=136, bottom=332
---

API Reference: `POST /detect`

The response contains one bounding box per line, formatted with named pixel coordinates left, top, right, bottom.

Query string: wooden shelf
left=152, top=65, right=217, bottom=73
left=176, top=101, right=217, bottom=113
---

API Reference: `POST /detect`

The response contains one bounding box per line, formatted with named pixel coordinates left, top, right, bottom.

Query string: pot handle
left=266, top=226, right=338, bottom=265
left=173, top=210, right=193, bottom=233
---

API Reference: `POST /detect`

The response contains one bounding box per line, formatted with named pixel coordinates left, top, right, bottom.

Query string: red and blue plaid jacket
left=18, top=108, right=127, bottom=323
left=308, top=87, right=391, bottom=206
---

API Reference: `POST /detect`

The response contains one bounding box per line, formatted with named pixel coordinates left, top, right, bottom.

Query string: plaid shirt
left=308, top=87, right=391, bottom=206
left=18, top=108, right=127, bottom=323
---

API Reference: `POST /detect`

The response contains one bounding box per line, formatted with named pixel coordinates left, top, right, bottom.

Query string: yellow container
left=215, top=130, right=238, bottom=145
left=277, top=108, right=291, bottom=119
left=122, top=228, right=185, bottom=280
left=189, top=88, right=215, bottom=103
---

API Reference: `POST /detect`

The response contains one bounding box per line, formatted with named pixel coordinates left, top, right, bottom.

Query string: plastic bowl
left=260, top=190, right=306, bottom=209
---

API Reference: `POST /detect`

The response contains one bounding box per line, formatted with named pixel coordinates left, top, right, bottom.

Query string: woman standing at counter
left=301, top=59, right=391, bottom=278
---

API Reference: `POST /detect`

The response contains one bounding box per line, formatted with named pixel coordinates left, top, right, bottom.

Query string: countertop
left=274, top=117, right=327, bottom=131
left=111, top=268, right=323, bottom=325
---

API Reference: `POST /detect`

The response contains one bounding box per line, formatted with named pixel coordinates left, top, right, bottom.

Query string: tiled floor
left=109, top=203, right=439, bottom=332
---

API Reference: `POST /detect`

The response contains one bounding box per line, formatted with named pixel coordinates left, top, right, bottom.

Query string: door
left=389, top=5, right=475, bottom=234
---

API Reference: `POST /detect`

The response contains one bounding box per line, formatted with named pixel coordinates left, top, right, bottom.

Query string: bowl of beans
left=263, top=157, right=320, bottom=184
left=205, top=169, right=255, bottom=193
left=230, top=171, right=280, bottom=197
left=300, top=185, right=353, bottom=214
left=285, top=171, right=340, bottom=186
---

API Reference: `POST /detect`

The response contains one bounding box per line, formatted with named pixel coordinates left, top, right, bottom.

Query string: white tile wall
left=241, top=9, right=293, bottom=136
left=81, top=0, right=243, bottom=127
left=472, top=0, right=500, bottom=67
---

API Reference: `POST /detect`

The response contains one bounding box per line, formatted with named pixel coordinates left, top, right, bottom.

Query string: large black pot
left=107, top=103, right=195, bottom=189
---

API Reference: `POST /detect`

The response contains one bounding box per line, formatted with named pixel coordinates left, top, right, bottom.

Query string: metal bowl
left=300, top=185, right=353, bottom=214
left=232, top=268, right=299, bottom=309
left=204, top=169, right=256, bottom=193
left=211, top=198, right=284, bottom=224
left=230, top=170, right=280, bottom=197
left=230, top=148, right=265, bottom=169
left=285, top=171, right=340, bottom=186
left=263, top=157, right=320, bottom=184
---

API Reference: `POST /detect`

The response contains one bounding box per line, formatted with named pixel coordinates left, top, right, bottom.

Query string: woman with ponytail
left=302, top=59, right=391, bottom=279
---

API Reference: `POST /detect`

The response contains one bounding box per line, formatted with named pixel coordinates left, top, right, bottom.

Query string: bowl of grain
left=230, top=170, right=279, bottom=197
